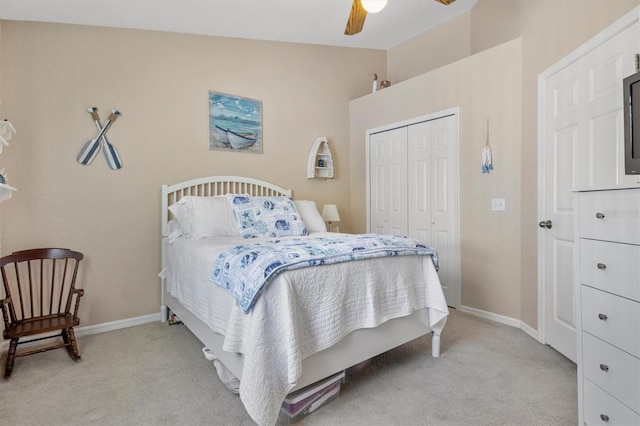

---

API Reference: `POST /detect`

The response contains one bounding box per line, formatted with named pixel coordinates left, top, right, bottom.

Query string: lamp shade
left=321, top=204, right=341, bottom=222
left=361, top=0, right=388, bottom=13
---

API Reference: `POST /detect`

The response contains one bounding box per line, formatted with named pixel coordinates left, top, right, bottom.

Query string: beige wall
left=350, top=39, right=523, bottom=319
left=386, top=12, right=471, bottom=84
left=0, top=21, right=385, bottom=326
left=380, top=0, right=639, bottom=328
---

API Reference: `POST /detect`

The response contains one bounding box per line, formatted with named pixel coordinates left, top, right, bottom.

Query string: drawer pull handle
left=599, top=364, right=609, bottom=372
left=595, top=212, right=605, bottom=219
left=600, top=414, right=610, bottom=422
left=597, top=263, right=607, bottom=270
left=598, top=313, right=608, bottom=321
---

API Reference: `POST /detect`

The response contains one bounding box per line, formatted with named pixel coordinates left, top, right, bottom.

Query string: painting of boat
left=227, top=129, right=257, bottom=149
left=209, top=91, right=263, bottom=153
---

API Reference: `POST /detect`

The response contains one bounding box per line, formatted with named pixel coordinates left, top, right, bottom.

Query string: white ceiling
left=0, top=0, right=478, bottom=50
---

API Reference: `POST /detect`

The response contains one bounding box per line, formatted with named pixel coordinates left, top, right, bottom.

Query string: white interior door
left=539, top=15, right=639, bottom=362
left=540, top=62, right=580, bottom=363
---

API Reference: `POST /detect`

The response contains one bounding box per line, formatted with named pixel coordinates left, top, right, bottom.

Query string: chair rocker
left=0, top=248, right=85, bottom=378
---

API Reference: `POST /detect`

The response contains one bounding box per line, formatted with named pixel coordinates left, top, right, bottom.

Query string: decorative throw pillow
left=228, top=195, right=308, bottom=238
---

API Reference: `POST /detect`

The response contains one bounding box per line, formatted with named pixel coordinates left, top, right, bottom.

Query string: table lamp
left=321, top=204, right=340, bottom=232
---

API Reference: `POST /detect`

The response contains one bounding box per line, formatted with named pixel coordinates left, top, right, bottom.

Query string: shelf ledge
left=0, top=183, right=17, bottom=203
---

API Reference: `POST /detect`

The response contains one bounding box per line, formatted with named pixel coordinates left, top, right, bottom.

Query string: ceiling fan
left=345, top=0, right=457, bottom=36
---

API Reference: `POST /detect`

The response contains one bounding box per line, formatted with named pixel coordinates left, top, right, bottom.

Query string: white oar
left=89, top=108, right=123, bottom=169
left=77, top=110, right=119, bottom=165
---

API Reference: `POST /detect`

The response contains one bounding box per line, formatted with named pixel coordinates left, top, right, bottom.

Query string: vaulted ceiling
left=0, top=0, right=478, bottom=50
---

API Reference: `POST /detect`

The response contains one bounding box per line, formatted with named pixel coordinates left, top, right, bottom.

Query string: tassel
left=482, top=118, right=493, bottom=174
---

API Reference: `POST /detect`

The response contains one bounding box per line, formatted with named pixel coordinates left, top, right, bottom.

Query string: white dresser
left=575, top=186, right=640, bottom=425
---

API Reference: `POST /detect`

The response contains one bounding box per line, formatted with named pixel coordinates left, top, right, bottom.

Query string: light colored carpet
left=0, top=309, right=577, bottom=425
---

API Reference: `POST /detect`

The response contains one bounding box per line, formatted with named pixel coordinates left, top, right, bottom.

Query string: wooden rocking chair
left=0, top=248, right=85, bottom=378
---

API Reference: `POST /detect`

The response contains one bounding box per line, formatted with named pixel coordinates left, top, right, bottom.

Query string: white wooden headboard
left=161, top=175, right=292, bottom=235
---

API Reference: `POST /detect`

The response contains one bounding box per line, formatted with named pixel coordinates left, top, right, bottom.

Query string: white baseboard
left=458, top=304, right=540, bottom=341
left=1, top=312, right=160, bottom=352
left=3, top=307, right=541, bottom=353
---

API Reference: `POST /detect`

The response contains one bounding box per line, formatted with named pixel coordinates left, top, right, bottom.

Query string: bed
left=159, top=175, right=448, bottom=425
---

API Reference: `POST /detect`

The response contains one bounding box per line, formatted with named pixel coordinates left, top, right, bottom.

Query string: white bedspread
left=166, top=233, right=449, bottom=425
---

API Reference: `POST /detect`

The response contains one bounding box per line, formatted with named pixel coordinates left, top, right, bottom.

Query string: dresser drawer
left=579, top=189, right=640, bottom=245
left=584, top=379, right=640, bottom=425
left=581, top=285, right=640, bottom=358
left=583, top=332, right=640, bottom=413
left=580, top=239, right=640, bottom=302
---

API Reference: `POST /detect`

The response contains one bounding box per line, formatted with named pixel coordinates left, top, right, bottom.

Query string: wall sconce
left=362, top=0, right=388, bottom=13
left=321, top=204, right=341, bottom=233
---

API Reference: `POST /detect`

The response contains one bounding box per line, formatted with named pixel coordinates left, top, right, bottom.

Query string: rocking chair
left=0, top=248, right=85, bottom=378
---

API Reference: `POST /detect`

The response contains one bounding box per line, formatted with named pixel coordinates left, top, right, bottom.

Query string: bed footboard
left=162, top=280, right=441, bottom=392
left=432, top=332, right=441, bottom=358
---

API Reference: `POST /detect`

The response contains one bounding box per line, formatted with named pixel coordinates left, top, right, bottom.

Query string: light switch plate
left=491, top=198, right=506, bottom=211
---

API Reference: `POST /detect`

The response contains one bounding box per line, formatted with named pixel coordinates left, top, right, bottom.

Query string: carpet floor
left=0, top=309, right=577, bottom=425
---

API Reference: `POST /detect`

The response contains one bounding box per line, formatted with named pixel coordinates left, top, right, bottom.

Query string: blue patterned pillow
left=228, top=195, right=308, bottom=238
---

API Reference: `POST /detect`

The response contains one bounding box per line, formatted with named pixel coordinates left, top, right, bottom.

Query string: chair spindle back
left=0, top=248, right=83, bottom=324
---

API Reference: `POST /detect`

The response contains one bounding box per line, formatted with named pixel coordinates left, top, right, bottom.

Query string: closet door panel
left=408, top=121, right=431, bottom=241
left=426, top=115, right=458, bottom=304
left=369, top=127, right=407, bottom=235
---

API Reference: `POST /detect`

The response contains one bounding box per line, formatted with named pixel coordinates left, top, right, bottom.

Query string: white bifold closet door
left=368, top=113, right=459, bottom=307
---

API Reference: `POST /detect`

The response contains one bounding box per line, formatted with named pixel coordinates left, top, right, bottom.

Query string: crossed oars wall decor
left=77, top=107, right=123, bottom=169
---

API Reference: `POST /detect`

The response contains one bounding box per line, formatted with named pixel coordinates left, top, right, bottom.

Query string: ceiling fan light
left=361, top=0, right=387, bottom=14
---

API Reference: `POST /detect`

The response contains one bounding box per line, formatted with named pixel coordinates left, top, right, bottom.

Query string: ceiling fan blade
left=345, top=0, right=367, bottom=36
left=434, top=0, right=457, bottom=4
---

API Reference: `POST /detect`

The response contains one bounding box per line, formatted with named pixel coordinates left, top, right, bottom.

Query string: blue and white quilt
left=210, top=234, right=438, bottom=313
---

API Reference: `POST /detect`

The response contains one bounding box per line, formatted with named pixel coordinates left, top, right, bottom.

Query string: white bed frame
left=160, top=175, right=441, bottom=391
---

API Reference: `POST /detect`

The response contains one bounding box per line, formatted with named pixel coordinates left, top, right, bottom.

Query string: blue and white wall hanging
left=77, top=107, right=123, bottom=169
left=482, top=118, right=494, bottom=174
left=208, top=91, right=263, bottom=154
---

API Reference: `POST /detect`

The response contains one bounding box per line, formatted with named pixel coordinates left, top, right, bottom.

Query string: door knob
left=538, top=220, right=552, bottom=229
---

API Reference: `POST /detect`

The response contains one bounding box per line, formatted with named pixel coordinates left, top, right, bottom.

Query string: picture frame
left=208, top=91, right=263, bottom=154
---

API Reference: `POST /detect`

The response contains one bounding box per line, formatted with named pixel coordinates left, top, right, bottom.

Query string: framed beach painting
left=209, top=91, right=263, bottom=154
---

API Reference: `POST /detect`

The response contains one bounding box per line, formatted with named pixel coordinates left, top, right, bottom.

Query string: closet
left=366, top=111, right=460, bottom=307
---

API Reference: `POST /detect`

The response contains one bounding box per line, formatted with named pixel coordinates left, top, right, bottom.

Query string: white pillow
left=168, top=196, right=238, bottom=239
left=294, top=200, right=327, bottom=233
